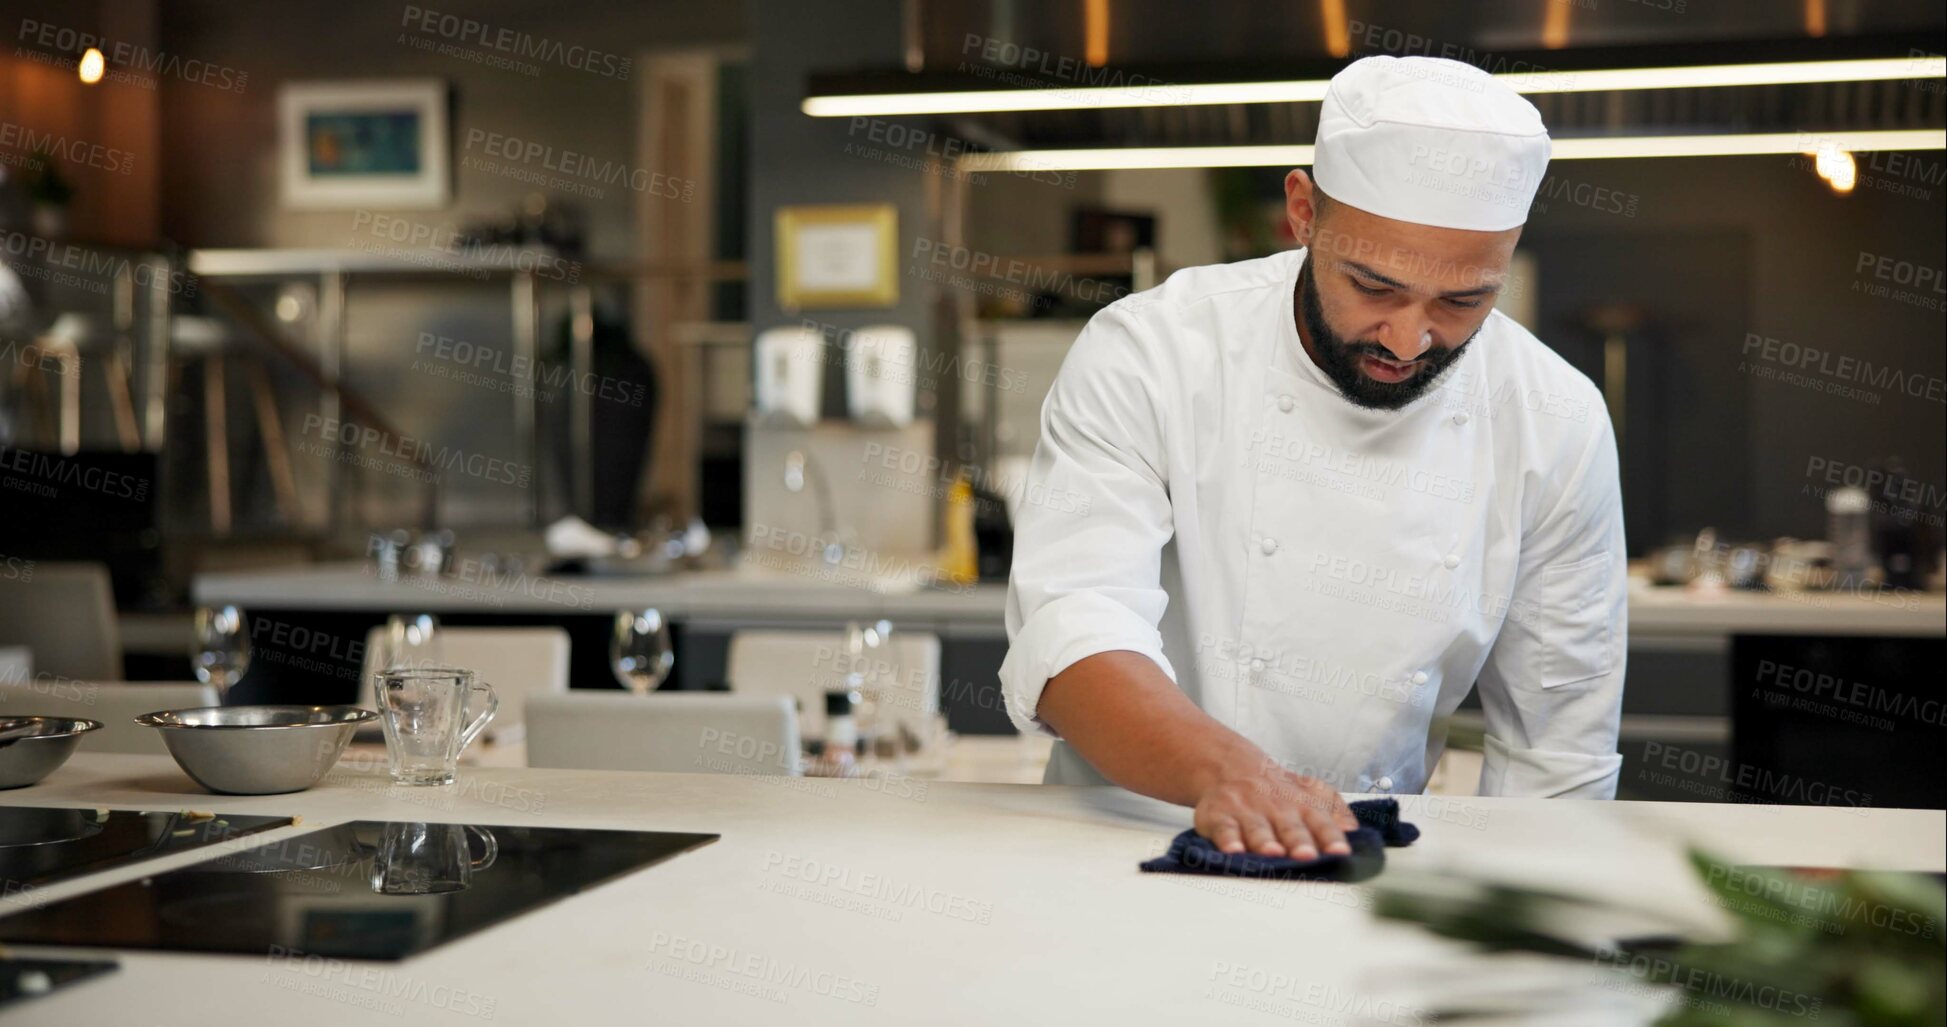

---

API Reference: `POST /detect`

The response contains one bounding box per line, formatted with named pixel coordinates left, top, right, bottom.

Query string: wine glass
left=611, top=609, right=674, bottom=695
left=845, top=620, right=893, bottom=744
left=379, top=614, right=442, bottom=671
left=191, top=605, right=251, bottom=700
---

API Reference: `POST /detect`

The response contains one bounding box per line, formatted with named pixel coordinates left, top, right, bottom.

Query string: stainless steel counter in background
left=183, top=563, right=1946, bottom=759
left=191, top=561, right=1946, bottom=639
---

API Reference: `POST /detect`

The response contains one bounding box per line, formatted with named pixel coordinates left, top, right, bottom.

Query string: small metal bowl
left=0, top=717, right=102, bottom=789
left=135, top=705, right=378, bottom=795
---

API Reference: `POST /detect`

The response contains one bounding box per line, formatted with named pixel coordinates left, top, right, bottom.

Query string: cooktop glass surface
left=0, top=821, right=718, bottom=961
left=0, top=806, right=292, bottom=891
left=0, top=956, right=117, bottom=1010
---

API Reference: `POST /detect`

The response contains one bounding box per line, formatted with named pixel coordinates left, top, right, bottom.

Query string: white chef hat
left=1312, top=56, right=1550, bottom=232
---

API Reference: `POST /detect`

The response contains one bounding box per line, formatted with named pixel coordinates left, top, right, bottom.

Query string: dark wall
left=1518, top=154, right=1946, bottom=549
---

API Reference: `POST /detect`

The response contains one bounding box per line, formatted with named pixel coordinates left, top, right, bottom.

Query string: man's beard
left=1298, top=265, right=1475, bottom=411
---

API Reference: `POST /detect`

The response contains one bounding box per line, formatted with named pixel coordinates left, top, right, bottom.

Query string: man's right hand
left=1192, top=761, right=1359, bottom=859
left=1035, top=651, right=1361, bottom=859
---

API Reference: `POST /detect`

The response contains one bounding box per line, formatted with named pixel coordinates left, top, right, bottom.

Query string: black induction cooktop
left=0, top=820, right=718, bottom=961
left=0, top=956, right=117, bottom=1010
left=0, top=806, right=292, bottom=892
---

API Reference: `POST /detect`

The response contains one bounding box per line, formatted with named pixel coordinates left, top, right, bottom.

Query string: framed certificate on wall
left=775, top=203, right=899, bottom=309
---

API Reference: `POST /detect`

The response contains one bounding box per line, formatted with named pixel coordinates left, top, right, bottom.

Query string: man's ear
left=1285, top=168, right=1318, bottom=246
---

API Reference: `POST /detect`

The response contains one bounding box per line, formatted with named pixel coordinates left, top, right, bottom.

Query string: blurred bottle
left=1872, top=457, right=1923, bottom=591
left=1827, top=485, right=1872, bottom=587
left=806, top=688, right=860, bottom=778
left=940, top=469, right=978, bottom=586
left=972, top=477, right=1013, bottom=583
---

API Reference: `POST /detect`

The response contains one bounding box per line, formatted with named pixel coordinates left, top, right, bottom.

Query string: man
left=999, top=55, right=1626, bottom=861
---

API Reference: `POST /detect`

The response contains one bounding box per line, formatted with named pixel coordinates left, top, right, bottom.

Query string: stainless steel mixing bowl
left=135, top=705, right=377, bottom=795
left=0, top=716, right=102, bottom=789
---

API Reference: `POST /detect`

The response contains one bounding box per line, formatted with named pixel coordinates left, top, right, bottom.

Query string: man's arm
left=999, top=307, right=1356, bottom=856
left=1473, top=400, right=1627, bottom=797
left=1039, top=651, right=1357, bottom=858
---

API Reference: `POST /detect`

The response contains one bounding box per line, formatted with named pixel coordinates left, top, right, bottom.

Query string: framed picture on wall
left=775, top=203, right=899, bottom=309
left=278, top=79, right=449, bottom=209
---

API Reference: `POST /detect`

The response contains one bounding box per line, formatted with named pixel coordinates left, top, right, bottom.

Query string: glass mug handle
left=465, top=825, right=499, bottom=872
left=457, top=680, right=499, bottom=754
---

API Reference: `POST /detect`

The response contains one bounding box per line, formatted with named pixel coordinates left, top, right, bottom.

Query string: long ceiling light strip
left=954, top=129, right=1945, bottom=172
left=804, top=56, right=1947, bottom=117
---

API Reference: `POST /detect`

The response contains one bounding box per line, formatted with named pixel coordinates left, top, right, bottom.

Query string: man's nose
left=1376, top=320, right=1433, bottom=362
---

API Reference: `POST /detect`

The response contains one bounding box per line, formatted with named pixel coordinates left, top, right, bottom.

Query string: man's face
left=1284, top=169, right=1521, bottom=410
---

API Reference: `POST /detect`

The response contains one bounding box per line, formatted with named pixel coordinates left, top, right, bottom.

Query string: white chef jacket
left=1000, top=247, right=1626, bottom=797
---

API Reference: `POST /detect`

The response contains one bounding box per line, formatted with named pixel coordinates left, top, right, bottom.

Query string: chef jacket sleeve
left=1474, top=406, right=1627, bottom=798
left=999, top=305, right=1177, bottom=737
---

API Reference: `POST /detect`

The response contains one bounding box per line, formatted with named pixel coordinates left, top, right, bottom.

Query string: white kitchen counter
left=192, top=562, right=1946, bottom=640
left=3, top=755, right=1941, bottom=1025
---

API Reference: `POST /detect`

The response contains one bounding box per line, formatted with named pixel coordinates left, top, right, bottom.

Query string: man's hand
left=1036, top=651, right=1361, bottom=858
left=1193, top=761, right=1358, bottom=859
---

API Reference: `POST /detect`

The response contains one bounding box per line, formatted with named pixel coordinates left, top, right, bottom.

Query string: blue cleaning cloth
left=1139, top=798, right=1420, bottom=883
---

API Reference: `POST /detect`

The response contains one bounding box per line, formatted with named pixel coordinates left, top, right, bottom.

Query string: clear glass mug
left=375, top=668, right=497, bottom=786
left=370, top=822, right=498, bottom=895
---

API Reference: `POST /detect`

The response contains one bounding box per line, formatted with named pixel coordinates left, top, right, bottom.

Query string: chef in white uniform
left=999, top=55, right=1626, bottom=860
